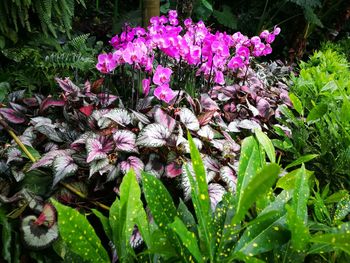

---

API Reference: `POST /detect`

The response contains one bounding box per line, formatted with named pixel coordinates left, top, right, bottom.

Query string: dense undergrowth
left=0, top=7, right=349, bottom=263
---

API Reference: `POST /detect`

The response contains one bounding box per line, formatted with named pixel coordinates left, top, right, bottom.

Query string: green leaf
left=277, top=168, right=313, bottom=190
left=177, top=199, right=197, bottom=232
left=19, top=145, right=41, bottom=160
left=201, top=0, right=213, bottom=11
left=311, top=233, right=350, bottom=255
left=91, top=209, right=112, bottom=241
left=233, top=163, right=280, bottom=224
left=340, top=98, right=350, bottom=123
left=0, top=207, right=12, bottom=263
left=255, top=129, right=276, bottom=163
left=52, top=199, right=109, bottom=263
left=187, top=131, right=215, bottom=261
left=235, top=213, right=289, bottom=256
left=286, top=204, right=310, bottom=251
left=229, top=251, right=266, bottom=263
left=110, top=169, right=145, bottom=261
left=334, top=194, right=350, bottom=222
left=306, top=103, right=328, bottom=122
left=212, top=5, right=237, bottom=30
left=325, top=190, right=348, bottom=203
left=142, top=172, right=177, bottom=228
left=289, top=93, right=304, bottom=115
left=285, top=154, right=318, bottom=169
left=236, top=136, right=262, bottom=199
left=292, top=165, right=309, bottom=223
left=169, top=217, right=203, bottom=263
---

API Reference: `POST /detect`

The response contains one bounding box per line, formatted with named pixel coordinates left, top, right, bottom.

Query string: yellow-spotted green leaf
left=276, top=168, right=313, bottom=190
left=142, top=172, right=177, bottom=227
left=289, top=92, right=303, bottom=116
left=236, top=137, right=262, bottom=196
left=187, top=131, right=215, bottom=261
left=52, top=199, right=109, bottom=263
left=286, top=204, right=310, bottom=251
left=169, top=217, right=203, bottom=263
left=292, top=165, right=309, bottom=223
left=324, top=190, right=348, bottom=204
left=254, top=129, right=276, bottom=163
left=334, top=195, right=350, bottom=222
left=177, top=199, right=197, bottom=233
left=91, top=209, right=112, bottom=241
left=311, top=233, right=350, bottom=255
left=235, top=212, right=289, bottom=256
left=229, top=252, right=266, bottom=263
left=285, top=154, right=318, bottom=170
left=233, top=163, right=280, bottom=224
left=306, top=103, right=328, bottom=122
left=110, top=169, right=145, bottom=261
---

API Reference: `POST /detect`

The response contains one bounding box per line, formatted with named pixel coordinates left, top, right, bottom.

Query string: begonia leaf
left=154, top=107, right=176, bottom=133
left=52, top=155, right=78, bottom=186
left=179, top=108, right=200, bottom=131
left=113, top=130, right=137, bottom=153
left=136, top=123, right=171, bottom=148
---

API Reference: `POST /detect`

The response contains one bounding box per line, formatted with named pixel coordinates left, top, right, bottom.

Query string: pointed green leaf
left=292, top=165, right=309, bottom=223
left=286, top=204, right=310, bottom=251
left=306, top=103, right=328, bottom=122
left=187, top=131, right=215, bottom=261
left=285, top=154, right=318, bottom=169
left=255, top=129, right=276, bottom=163
left=52, top=199, right=109, bottom=263
left=311, top=233, right=350, bottom=255
left=236, top=136, right=262, bottom=203
left=233, top=163, right=280, bottom=224
left=334, top=194, right=350, bottom=222
left=340, top=99, right=350, bottom=123
left=276, top=168, right=313, bottom=190
left=229, top=251, right=266, bottom=263
left=169, top=217, right=203, bottom=263
left=177, top=199, right=197, bottom=232
left=289, top=93, right=303, bottom=116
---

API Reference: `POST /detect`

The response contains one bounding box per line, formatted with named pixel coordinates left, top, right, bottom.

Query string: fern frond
left=44, top=52, right=95, bottom=71
left=68, top=34, right=90, bottom=51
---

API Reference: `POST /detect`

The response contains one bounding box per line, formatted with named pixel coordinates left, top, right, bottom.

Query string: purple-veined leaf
left=237, top=119, right=261, bottom=131
left=35, top=123, right=63, bottom=143
left=208, top=183, right=226, bottom=211
left=181, top=138, right=203, bottom=154
left=97, top=93, right=118, bottom=106
left=30, top=116, right=52, bottom=126
left=89, top=159, right=109, bottom=178
left=9, top=90, right=25, bottom=102
left=179, top=108, right=200, bottom=131
left=181, top=162, right=193, bottom=201
left=213, top=114, right=228, bottom=130
left=119, top=156, right=144, bottom=180
left=9, top=102, right=27, bottom=113
left=23, top=97, right=39, bottom=107
left=40, top=97, right=65, bottom=112
left=144, top=153, right=165, bottom=178
left=79, top=105, right=94, bottom=117
left=204, top=156, right=221, bottom=172
left=113, top=130, right=138, bottom=153
left=19, top=127, right=36, bottom=147
left=220, top=166, right=237, bottom=192
left=257, top=97, right=271, bottom=119
left=103, top=109, right=131, bottom=127
left=0, top=108, right=26, bottom=123
left=200, top=94, right=219, bottom=111
left=222, top=131, right=241, bottom=152
left=136, top=123, right=171, bottom=148
left=6, top=147, right=23, bottom=164
left=228, top=120, right=241, bottom=132
left=44, top=142, right=59, bottom=152
left=246, top=99, right=259, bottom=116
left=197, top=125, right=214, bottom=140
left=176, top=125, right=187, bottom=146
left=154, top=107, right=176, bottom=133
left=165, top=162, right=182, bottom=178
left=198, top=111, right=216, bottom=126
left=86, top=136, right=113, bottom=163
left=130, top=227, right=143, bottom=248
left=130, top=109, right=151, bottom=124
left=55, top=77, right=80, bottom=95
left=105, top=165, right=120, bottom=182
left=218, top=93, right=231, bottom=101
left=52, top=155, right=78, bottom=186
left=29, top=150, right=74, bottom=171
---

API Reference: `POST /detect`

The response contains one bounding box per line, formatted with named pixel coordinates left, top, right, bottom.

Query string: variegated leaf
left=86, top=138, right=108, bottom=163
left=53, top=155, right=78, bottom=186
left=144, top=154, right=164, bottom=178
left=165, top=162, right=183, bottom=178
left=208, top=183, right=226, bottom=211
left=113, top=130, right=137, bottom=153
left=0, top=108, right=26, bottom=124
left=154, top=107, right=176, bottom=133
left=200, top=94, right=219, bottom=111
left=130, top=110, right=151, bottom=124
left=197, top=125, right=214, bottom=140
left=179, top=108, right=200, bottom=131
left=104, top=109, right=131, bottom=126
left=89, top=159, right=109, bottom=178
left=55, top=77, right=80, bottom=95
left=29, top=150, right=74, bottom=171
left=119, top=156, right=144, bottom=180
left=136, top=124, right=171, bottom=148
left=220, top=166, right=237, bottom=192
left=237, top=119, right=261, bottom=131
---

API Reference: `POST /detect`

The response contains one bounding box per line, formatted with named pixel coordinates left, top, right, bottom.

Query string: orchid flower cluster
left=96, top=10, right=280, bottom=104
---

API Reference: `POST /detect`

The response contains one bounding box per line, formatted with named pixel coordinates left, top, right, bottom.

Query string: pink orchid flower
left=142, top=78, right=151, bottom=96
left=154, top=84, right=176, bottom=103
left=96, top=53, right=117, bottom=73
left=153, top=65, right=173, bottom=86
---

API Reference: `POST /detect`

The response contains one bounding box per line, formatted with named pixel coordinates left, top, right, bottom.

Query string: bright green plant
left=274, top=48, right=350, bottom=190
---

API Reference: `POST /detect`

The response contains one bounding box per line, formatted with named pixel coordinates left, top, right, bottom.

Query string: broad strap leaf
left=233, top=163, right=280, bottom=224
left=286, top=204, right=310, bottom=251
left=254, top=129, right=276, bottom=163
left=52, top=199, right=109, bottom=263
left=292, top=164, right=309, bottom=223
left=169, top=217, right=204, bottom=263
left=113, top=130, right=138, bottom=153
left=136, top=123, right=171, bottom=148
left=179, top=108, right=200, bottom=131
